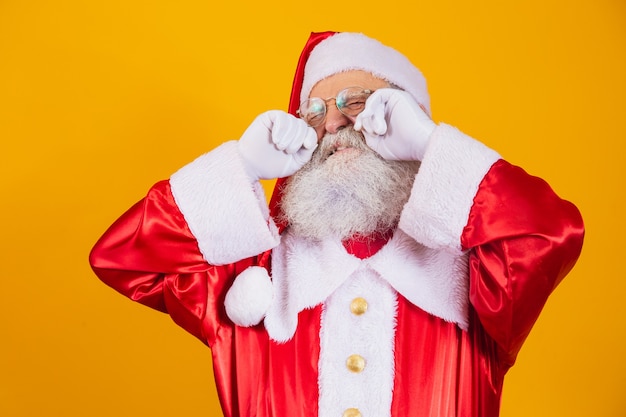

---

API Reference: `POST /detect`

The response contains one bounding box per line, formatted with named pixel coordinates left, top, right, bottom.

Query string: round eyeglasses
left=297, top=87, right=374, bottom=127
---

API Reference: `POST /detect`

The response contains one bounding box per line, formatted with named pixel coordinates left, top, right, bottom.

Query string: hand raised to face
left=238, top=110, right=318, bottom=181
left=355, top=88, right=436, bottom=161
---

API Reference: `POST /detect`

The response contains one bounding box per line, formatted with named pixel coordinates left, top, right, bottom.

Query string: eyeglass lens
left=298, top=87, right=372, bottom=127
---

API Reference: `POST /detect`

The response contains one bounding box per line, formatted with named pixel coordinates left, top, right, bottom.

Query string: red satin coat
left=90, top=159, right=584, bottom=417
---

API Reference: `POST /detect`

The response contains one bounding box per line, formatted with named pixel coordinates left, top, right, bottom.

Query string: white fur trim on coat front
left=262, top=228, right=469, bottom=343
left=169, top=141, right=280, bottom=265
left=318, top=271, right=397, bottom=417
left=368, top=230, right=469, bottom=328
left=264, top=236, right=361, bottom=343
left=399, top=123, right=501, bottom=251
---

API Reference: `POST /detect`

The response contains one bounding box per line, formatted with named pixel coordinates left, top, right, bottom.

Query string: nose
left=317, top=105, right=351, bottom=139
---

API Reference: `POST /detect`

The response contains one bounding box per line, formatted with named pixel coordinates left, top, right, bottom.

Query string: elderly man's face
left=309, top=70, right=390, bottom=140
left=279, top=71, right=418, bottom=240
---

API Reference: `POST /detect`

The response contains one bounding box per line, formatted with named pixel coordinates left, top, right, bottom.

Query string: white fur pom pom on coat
left=224, top=266, right=274, bottom=327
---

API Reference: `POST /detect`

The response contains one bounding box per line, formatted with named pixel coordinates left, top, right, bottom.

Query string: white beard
left=279, top=127, right=420, bottom=241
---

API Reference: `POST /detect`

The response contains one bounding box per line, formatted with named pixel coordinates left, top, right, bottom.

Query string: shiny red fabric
left=463, top=160, right=585, bottom=366
left=90, top=159, right=584, bottom=417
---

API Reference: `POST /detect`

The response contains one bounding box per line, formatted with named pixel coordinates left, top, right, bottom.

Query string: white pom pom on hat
left=299, top=32, right=431, bottom=115
left=224, top=266, right=273, bottom=327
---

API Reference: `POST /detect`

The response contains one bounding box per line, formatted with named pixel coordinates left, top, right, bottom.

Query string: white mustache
left=312, top=127, right=371, bottom=163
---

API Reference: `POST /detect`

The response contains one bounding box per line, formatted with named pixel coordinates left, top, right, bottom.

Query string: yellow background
left=1, top=0, right=624, bottom=416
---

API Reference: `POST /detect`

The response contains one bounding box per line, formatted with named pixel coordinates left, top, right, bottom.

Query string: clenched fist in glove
left=238, top=110, right=318, bottom=181
left=354, top=88, right=436, bottom=161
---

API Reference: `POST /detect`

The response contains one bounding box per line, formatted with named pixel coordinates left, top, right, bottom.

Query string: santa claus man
left=90, top=32, right=584, bottom=417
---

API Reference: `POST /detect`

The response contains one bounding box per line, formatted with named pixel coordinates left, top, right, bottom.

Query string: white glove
left=354, top=88, right=436, bottom=161
left=238, top=110, right=318, bottom=180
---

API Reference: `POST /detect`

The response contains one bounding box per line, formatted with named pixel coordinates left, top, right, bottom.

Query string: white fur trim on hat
left=300, top=32, right=430, bottom=114
left=224, top=266, right=273, bottom=327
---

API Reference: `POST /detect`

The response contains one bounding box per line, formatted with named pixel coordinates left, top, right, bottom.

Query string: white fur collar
left=263, top=228, right=469, bottom=342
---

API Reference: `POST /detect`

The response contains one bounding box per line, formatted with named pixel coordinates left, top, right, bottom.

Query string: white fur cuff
left=169, top=141, right=280, bottom=265
left=399, top=124, right=501, bottom=251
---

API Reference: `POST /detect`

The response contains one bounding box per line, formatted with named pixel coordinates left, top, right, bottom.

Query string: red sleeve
left=462, top=160, right=584, bottom=366
left=89, top=180, right=256, bottom=346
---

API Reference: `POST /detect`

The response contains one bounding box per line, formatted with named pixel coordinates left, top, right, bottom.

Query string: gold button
left=346, top=354, right=365, bottom=373
left=350, top=297, right=368, bottom=315
left=342, top=408, right=362, bottom=417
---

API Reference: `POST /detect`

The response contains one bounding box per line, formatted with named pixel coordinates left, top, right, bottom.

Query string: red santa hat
left=271, top=31, right=430, bottom=225
left=298, top=32, right=430, bottom=115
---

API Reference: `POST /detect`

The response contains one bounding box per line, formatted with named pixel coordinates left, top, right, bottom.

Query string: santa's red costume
left=90, top=32, right=584, bottom=417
